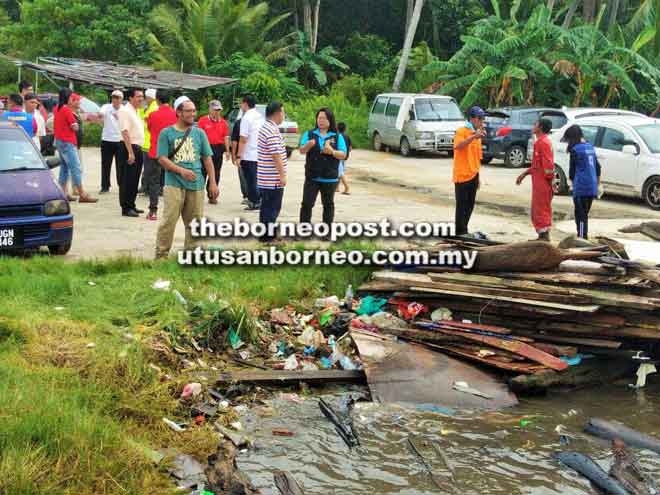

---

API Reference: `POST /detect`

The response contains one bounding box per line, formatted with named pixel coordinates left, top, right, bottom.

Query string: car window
left=581, top=126, right=599, bottom=145
left=0, top=129, right=46, bottom=171
left=372, top=97, right=388, bottom=115
left=385, top=98, right=403, bottom=118
left=520, top=112, right=539, bottom=125
left=414, top=98, right=463, bottom=121
left=540, top=112, right=568, bottom=129
left=79, top=98, right=100, bottom=113
left=635, top=124, right=660, bottom=154
left=600, top=127, right=625, bottom=151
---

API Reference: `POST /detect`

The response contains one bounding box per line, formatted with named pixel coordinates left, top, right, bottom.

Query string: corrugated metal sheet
left=2, top=55, right=237, bottom=90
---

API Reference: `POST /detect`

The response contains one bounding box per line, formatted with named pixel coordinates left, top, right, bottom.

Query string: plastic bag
left=229, top=327, right=244, bottom=350
left=284, top=355, right=299, bottom=370
left=356, top=296, right=388, bottom=316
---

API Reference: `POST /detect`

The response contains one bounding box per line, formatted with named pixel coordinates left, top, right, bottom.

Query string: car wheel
left=372, top=132, right=383, bottom=152
left=400, top=137, right=413, bottom=157
left=643, top=176, right=660, bottom=211
left=504, top=145, right=526, bottom=168
left=48, top=242, right=71, bottom=256
left=286, top=147, right=293, bottom=159
left=481, top=157, right=493, bottom=164
left=554, top=166, right=569, bottom=195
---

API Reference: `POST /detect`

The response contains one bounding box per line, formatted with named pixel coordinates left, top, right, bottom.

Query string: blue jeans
left=56, top=139, right=82, bottom=188
left=259, top=188, right=284, bottom=241
left=241, top=160, right=260, bottom=205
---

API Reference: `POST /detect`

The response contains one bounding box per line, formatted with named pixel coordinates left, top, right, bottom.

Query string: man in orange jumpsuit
left=516, top=118, right=555, bottom=241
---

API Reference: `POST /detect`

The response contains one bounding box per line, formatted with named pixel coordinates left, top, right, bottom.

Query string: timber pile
left=359, top=240, right=660, bottom=376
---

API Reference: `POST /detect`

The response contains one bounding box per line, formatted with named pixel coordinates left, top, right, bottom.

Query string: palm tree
left=285, top=31, right=349, bottom=87
left=147, top=0, right=291, bottom=72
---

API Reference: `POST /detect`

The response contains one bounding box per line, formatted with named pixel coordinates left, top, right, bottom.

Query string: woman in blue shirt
left=564, top=125, right=601, bottom=239
left=298, top=107, right=347, bottom=227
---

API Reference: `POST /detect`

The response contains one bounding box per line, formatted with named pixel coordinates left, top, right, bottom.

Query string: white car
left=549, top=115, right=660, bottom=210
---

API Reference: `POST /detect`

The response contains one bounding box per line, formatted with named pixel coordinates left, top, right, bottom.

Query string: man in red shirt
left=144, top=92, right=177, bottom=220
left=516, top=118, right=555, bottom=241
left=198, top=100, right=230, bottom=204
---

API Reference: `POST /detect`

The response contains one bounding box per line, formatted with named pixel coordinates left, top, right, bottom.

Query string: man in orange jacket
left=516, top=118, right=555, bottom=241
left=453, top=106, right=486, bottom=236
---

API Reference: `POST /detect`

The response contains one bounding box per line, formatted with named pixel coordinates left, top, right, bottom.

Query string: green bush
left=82, top=122, right=102, bottom=147
left=288, top=90, right=370, bottom=149
left=332, top=74, right=365, bottom=106
left=340, top=33, right=392, bottom=77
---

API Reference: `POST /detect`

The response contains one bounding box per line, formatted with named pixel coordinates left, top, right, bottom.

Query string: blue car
left=0, top=121, right=73, bottom=255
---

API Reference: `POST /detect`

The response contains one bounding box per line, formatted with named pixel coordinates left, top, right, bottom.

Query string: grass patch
left=0, top=254, right=372, bottom=493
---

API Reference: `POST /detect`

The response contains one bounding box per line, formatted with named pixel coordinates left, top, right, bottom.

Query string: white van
left=368, top=93, right=465, bottom=157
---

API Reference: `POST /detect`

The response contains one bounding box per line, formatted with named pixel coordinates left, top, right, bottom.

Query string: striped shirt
left=257, top=119, right=287, bottom=189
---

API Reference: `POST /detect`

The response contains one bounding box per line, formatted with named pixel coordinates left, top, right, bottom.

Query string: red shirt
left=54, top=105, right=77, bottom=145
left=146, top=104, right=177, bottom=158
left=198, top=115, right=229, bottom=146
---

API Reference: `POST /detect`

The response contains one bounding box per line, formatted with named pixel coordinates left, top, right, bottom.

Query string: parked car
left=0, top=121, right=73, bottom=255
left=482, top=107, right=563, bottom=167
left=549, top=115, right=660, bottom=210
left=227, top=104, right=299, bottom=157
left=368, top=93, right=464, bottom=157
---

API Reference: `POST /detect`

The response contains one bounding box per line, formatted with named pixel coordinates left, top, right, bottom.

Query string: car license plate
left=0, top=227, right=22, bottom=249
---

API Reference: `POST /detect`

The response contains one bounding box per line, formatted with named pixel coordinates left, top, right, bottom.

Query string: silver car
left=368, top=93, right=465, bottom=157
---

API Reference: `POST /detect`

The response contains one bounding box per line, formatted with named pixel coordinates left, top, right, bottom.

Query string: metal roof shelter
left=1, top=55, right=237, bottom=91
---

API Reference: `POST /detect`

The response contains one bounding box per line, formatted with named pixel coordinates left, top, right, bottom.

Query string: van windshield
left=0, top=129, right=46, bottom=172
left=415, top=99, right=464, bottom=122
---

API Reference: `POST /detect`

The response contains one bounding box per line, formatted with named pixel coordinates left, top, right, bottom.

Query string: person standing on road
left=144, top=92, right=177, bottom=221
left=24, top=93, right=46, bottom=151
left=138, top=89, right=159, bottom=194
left=53, top=89, right=97, bottom=203
left=117, top=88, right=145, bottom=217
left=257, top=101, right=288, bottom=243
left=564, top=124, right=601, bottom=239
left=198, top=100, right=231, bottom=204
left=98, top=90, right=124, bottom=193
left=1, top=94, right=37, bottom=138
left=155, top=96, right=218, bottom=259
left=231, top=115, right=249, bottom=205
left=453, top=106, right=486, bottom=236
left=298, top=107, right=347, bottom=226
left=516, top=118, right=555, bottom=241
left=237, top=94, right=264, bottom=211
left=336, top=122, right=352, bottom=195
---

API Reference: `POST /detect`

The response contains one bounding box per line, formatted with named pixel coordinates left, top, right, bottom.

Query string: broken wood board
left=216, top=370, right=366, bottom=385
left=429, top=328, right=568, bottom=371
left=495, top=271, right=648, bottom=288
left=409, top=286, right=601, bottom=313
left=509, top=359, right=637, bottom=394
left=512, top=332, right=622, bottom=349
left=351, top=330, right=518, bottom=410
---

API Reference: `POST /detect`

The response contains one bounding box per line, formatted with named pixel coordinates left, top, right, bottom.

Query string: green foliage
left=286, top=31, right=349, bottom=88
left=82, top=123, right=102, bottom=147
left=288, top=90, right=370, bottom=148
left=208, top=52, right=304, bottom=103
left=147, top=0, right=292, bottom=72
left=2, top=0, right=151, bottom=62
left=339, top=33, right=392, bottom=77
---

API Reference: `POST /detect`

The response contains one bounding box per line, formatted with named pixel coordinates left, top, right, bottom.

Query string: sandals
left=78, top=195, right=98, bottom=203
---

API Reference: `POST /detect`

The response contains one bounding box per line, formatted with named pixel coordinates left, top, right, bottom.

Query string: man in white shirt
left=99, top=89, right=124, bottom=193
left=23, top=93, right=46, bottom=151
left=237, top=94, right=264, bottom=211
left=117, top=88, right=145, bottom=217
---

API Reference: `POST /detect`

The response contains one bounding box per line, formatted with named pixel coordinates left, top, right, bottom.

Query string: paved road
left=56, top=147, right=659, bottom=260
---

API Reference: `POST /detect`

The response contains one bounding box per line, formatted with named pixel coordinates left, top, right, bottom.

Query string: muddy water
left=238, top=382, right=660, bottom=494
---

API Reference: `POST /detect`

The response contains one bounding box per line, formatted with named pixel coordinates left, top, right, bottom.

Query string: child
left=337, top=122, right=352, bottom=195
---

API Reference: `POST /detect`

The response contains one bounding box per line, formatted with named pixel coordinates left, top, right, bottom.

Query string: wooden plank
left=419, top=342, right=548, bottom=374
left=533, top=343, right=578, bottom=358
left=428, top=272, right=578, bottom=295
left=216, top=370, right=366, bottom=385
left=433, top=328, right=569, bottom=371
left=513, top=332, right=622, bottom=349
left=409, top=286, right=602, bottom=313
left=494, top=271, right=642, bottom=288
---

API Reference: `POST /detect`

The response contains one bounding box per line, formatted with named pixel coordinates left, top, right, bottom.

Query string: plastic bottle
left=344, top=284, right=354, bottom=310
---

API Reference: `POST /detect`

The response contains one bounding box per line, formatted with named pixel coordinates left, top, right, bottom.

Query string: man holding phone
left=453, top=106, right=487, bottom=236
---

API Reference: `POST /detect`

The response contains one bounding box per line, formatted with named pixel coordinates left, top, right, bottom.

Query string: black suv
left=482, top=107, right=558, bottom=168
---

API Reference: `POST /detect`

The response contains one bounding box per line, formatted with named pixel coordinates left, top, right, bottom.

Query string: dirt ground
left=58, top=147, right=660, bottom=260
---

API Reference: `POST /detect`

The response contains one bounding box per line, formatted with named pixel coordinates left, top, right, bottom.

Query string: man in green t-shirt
left=155, top=96, right=219, bottom=259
